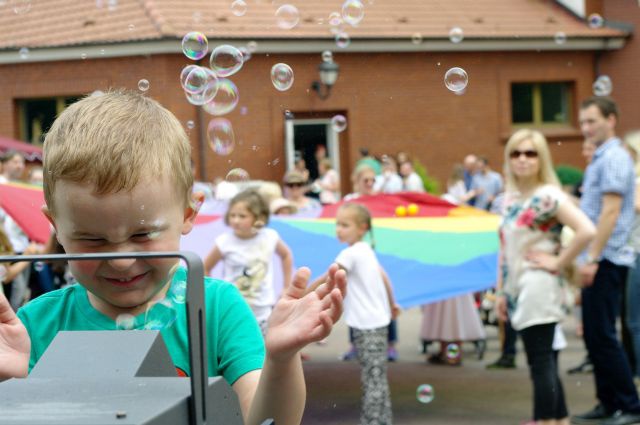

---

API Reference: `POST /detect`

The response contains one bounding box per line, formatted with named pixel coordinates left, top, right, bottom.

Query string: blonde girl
left=204, top=190, right=293, bottom=335
left=311, top=203, right=398, bottom=425
left=496, top=129, right=595, bottom=425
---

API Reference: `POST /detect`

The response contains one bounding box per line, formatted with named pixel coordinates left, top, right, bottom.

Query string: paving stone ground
left=301, top=307, right=599, bottom=425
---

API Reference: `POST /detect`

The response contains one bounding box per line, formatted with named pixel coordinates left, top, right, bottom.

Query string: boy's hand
left=266, top=264, right=345, bottom=362
left=0, top=292, right=30, bottom=380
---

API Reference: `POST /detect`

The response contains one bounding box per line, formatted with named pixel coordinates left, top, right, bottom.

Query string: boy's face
left=44, top=177, right=200, bottom=319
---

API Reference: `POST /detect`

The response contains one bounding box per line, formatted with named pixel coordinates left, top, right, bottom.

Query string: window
left=511, top=82, right=572, bottom=126
left=17, top=96, right=80, bottom=145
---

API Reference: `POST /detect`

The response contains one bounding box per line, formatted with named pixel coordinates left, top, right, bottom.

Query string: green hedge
left=555, top=164, right=583, bottom=187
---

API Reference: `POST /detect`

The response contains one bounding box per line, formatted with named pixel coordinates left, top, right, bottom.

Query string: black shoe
left=486, top=355, right=515, bottom=369
left=600, top=410, right=640, bottom=425
left=474, top=339, right=487, bottom=360
left=567, top=358, right=594, bottom=375
left=570, top=404, right=612, bottom=424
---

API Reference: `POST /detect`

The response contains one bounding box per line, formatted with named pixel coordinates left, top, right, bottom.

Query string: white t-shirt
left=374, top=172, right=403, bottom=194
left=335, top=241, right=391, bottom=330
left=215, top=228, right=280, bottom=321
left=403, top=172, right=425, bottom=192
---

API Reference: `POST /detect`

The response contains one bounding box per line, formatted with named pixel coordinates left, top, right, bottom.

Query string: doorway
left=285, top=118, right=344, bottom=197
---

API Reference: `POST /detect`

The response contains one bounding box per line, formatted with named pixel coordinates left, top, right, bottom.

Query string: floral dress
left=500, top=184, right=570, bottom=331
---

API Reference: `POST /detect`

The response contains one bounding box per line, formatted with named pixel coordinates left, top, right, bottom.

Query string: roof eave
left=0, top=36, right=626, bottom=65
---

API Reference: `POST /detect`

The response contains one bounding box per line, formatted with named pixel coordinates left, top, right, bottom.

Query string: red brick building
left=0, top=0, right=636, bottom=193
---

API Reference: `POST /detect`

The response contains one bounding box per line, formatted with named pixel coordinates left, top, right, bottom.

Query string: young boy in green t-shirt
left=0, top=90, right=346, bottom=425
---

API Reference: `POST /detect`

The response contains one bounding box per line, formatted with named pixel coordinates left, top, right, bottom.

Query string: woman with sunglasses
left=282, top=170, right=321, bottom=213
left=344, top=164, right=377, bottom=201
left=496, top=129, right=595, bottom=425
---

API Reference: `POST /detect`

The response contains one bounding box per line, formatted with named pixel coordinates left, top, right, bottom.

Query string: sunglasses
left=285, top=182, right=305, bottom=188
left=509, top=149, right=539, bottom=159
left=362, top=178, right=375, bottom=184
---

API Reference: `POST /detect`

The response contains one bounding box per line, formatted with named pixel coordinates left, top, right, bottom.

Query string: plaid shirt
left=580, top=137, right=636, bottom=266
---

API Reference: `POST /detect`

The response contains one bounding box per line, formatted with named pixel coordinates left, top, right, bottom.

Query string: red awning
left=0, top=136, right=43, bottom=162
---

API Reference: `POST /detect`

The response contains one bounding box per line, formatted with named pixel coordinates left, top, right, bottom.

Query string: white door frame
left=285, top=118, right=340, bottom=174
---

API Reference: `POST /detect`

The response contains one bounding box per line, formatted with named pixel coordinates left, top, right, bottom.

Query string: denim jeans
left=626, top=255, right=640, bottom=377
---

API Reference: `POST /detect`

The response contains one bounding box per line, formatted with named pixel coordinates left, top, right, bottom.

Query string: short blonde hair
left=503, top=129, right=560, bottom=192
left=43, top=90, right=193, bottom=213
left=351, top=163, right=375, bottom=184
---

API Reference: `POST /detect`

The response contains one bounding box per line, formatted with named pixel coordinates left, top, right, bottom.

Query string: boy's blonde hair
left=503, top=129, right=560, bottom=192
left=43, top=90, right=194, bottom=213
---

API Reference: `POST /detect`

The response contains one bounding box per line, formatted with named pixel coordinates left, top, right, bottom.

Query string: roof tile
left=0, top=0, right=625, bottom=49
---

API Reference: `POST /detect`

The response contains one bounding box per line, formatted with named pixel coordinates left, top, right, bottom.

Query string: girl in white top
left=311, top=203, right=398, bottom=425
left=204, top=190, right=293, bottom=335
left=495, top=129, right=595, bottom=425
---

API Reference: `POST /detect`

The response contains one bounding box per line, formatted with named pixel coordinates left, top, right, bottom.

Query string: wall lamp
left=310, top=60, right=339, bottom=100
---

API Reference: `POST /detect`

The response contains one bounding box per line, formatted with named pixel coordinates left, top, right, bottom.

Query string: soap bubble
left=11, top=0, right=31, bottom=14
left=449, top=26, right=464, bottom=43
left=226, top=168, right=250, bottom=182
left=446, top=343, right=460, bottom=360
left=203, top=78, right=239, bottom=116
left=331, top=115, right=347, bottom=132
left=417, top=384, right=435, bottom=404
left=554, top=31, right=567, bottom=45
left=342, top=0, right=364, bottom=27
left=328, top=11, right=343, bottom=27
left=128, top=24, right=135, bottom=31
left=182, top=31, right=209, bottom=60
left=210, top=44, right=244, bottom=77
left=239, top=46, right=252, bottom=62
left=107, top=0, right=116, bottom=11
left=276, top=4, right=300, bottom=30
left=144, top=299, right=177, bottom=330
left=81, top=53, right=87, bottom=60
left=240, top=106, right=248, bottom=115
left=231, top=0, right=247, bottom=17
left=170, top=280, right=187, bottom=304
left=247, top=41, right=258, bottom=53
left=18, top=47, right=29, bottom=59
left=322, top=50, right=333, bottom=62
left=444, top=67, right=468, bottom=92
left=137, top=79, right=150, bottom=92
left=115, top=314, right=136, bottom=330
left=411, top=33, right=423, bottom=44
left=186, top=120, right=195, bottom=129
left=181, top=65, right=209, bottom=94
left=336, top=32, right=350, bottom=49
left=592, top=75, right=612, bottom=96
left=207, top=118, right=235, bottom=155
left=588, top=13, right=604, bottom=29
left=271, top=63, right=294, bottom=91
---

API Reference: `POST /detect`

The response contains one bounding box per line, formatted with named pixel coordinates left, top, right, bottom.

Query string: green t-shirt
left=17, top=267, right=265, bottom=385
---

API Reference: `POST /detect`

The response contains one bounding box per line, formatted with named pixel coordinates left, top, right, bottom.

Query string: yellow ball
left=395, top=205, right=407, bottom=217
left=407, top=203, right=419, bottom=216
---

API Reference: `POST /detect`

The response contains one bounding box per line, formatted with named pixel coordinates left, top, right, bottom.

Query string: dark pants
left=582, top=260, right=640, bottom=413
left=520, top=323, right=568, bottom=420
left=503, top=318, right=518, bottom=356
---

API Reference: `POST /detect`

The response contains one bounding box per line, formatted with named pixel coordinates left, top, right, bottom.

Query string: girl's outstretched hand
left=265, top=264, right=346, bottom=362
left=0, top=291, right=30, bottom=380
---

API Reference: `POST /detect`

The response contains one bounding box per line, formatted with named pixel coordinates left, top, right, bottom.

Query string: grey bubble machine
left=0, top=251, right=270, bottom=425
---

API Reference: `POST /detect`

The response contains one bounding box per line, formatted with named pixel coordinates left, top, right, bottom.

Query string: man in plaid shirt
left=572, top=96, right=640, bottom=425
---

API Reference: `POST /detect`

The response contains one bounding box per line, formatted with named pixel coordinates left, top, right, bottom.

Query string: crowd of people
left=1, top=91, right=640, bottom=425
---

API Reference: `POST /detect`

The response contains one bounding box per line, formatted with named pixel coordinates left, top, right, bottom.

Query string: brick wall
left=0, top=48, right=596, bottom=192
left=600, top=1, right=640, bottom=138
